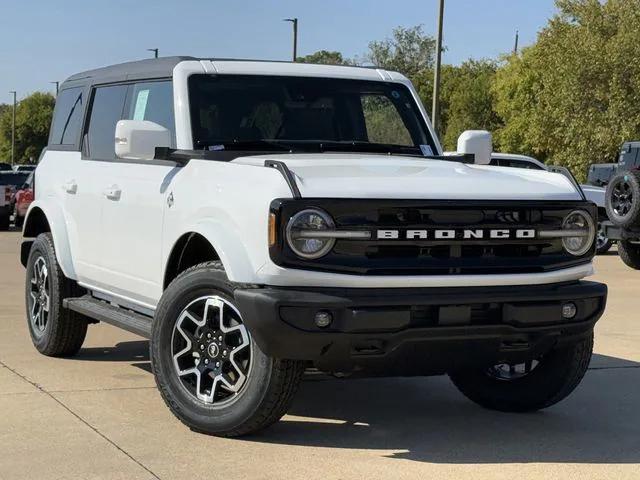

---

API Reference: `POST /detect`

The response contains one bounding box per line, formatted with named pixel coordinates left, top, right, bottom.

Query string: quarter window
left=49, top=87, right=84, bottom=146
left=85, top=85, right=128, bottom=160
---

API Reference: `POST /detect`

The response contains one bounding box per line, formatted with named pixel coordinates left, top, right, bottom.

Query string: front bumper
left=235, top=281, right=607, bottom=375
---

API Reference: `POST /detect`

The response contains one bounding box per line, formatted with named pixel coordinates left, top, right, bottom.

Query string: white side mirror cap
left=115, top=120, right=171, bottom=161
left=457, top=130, right=492, bottom=165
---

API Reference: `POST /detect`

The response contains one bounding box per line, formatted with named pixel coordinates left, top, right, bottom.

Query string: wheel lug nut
left=207, top=333, right=212, bottom=339
left=204, top=359, right=209, bottom=365
left=218, top=336, right=222, bottom=341
left=200, top=345, right=204, bottom=350
left=223, top=350, right=227, bottom=356
left=216, top=361, right=220, bottom=367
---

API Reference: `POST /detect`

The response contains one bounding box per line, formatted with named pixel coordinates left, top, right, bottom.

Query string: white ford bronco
left=22, top=57, right=606, bottom=436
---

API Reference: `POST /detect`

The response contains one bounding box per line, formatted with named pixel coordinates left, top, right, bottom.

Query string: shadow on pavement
left=74, top=340, right=640, bottom=464
left=76, top=341, right=149, bottom=362
left=248, top=353, right=640, bottom=464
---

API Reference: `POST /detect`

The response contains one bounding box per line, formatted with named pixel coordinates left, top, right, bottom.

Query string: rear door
left=99, top=80, right=178, bottom=307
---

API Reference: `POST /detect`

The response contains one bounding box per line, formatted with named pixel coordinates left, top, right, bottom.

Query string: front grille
left=270, top=199, right=596, bottom=275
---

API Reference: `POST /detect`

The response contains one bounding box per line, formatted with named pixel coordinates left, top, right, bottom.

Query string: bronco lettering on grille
left=376, top=229, right=536, bottom=240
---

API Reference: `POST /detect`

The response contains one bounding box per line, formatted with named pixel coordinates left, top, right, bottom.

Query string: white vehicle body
left=26, top=58, right=591, bottom=313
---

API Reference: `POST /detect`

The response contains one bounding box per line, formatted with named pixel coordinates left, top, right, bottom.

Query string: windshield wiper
left=313, top=141, right=423, bottom=156
left=196, top=139, right=292, bottom=152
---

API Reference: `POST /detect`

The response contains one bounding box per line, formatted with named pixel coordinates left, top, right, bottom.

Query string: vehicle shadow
left=76, top=340, right=149, bottom=363
left=75, top=342, right=640, bottom=464
left=246, top=353, right=640, bottom=465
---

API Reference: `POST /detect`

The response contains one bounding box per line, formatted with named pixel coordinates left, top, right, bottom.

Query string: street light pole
left=514, top=30, right=519, bottom=54
left=147, top=48, right=159, bottom=59
left=51, top=81, right=59, bottom=96
left=432, top=0, right=445, bottom=137
left=283, top=18, right=298, bottom=61
left=9, top=91, right=16, bottom=166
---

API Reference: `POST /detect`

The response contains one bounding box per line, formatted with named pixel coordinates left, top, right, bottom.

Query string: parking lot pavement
left=1, top=231, right=639, bottom=480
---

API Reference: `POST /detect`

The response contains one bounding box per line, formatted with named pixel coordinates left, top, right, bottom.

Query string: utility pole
left=432, top=0, right=445, bottom=136
left=9, top=91, right=16, bottom=166
left=283, top=18, right=298, bottom=61
left=147, top=48, right=159, bottom=58
left=51, top=81, right=59, bottom=96
left=514, top=30, right=519, bottom=54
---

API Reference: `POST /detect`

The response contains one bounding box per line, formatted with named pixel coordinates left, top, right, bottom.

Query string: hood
left=579, top=184, right=605, bottom=208
left=233, top=153, right=582, bottom=201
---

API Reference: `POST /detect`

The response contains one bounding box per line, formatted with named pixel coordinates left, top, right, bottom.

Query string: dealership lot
left=0, top=231, right=639, bottom=480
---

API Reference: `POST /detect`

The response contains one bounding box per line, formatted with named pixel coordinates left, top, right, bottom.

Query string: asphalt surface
left=1, top=231, right=639, bottom=479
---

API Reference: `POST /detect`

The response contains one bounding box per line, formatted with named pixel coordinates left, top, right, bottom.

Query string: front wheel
left=595, top=221, right=613, bottom=254
left=450, top=333, right=593, bottom=412
left=151, top=262, right=304, bottom=437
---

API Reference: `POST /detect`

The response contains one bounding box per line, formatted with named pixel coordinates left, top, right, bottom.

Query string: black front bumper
left=234, top=281, right=607, bottom=375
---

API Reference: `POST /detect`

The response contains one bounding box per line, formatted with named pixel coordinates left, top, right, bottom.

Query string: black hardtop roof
left=60, top=56, right=382, bottom=90
left=63, top=56, right=196, bottom=88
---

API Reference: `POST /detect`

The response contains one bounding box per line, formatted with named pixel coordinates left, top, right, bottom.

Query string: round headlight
left=286, top=209, right=336, bottom=259
left=562, top=210, right=595, bottom=256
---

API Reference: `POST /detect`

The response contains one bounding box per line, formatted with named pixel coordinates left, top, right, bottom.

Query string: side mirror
left=457, top=130, right=492, bottom=165
left=115, top=120, right=171, bottom=161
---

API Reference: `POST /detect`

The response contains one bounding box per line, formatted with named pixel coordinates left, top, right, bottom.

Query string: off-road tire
left=606, top=170, right=640, bottom=228
left=151, top=261, right=304, bottom=437
left=618, top=240, right=640, bottom=269
left=450, top=333, right=593, bottom=412
left=25, top=233, right=88, bottom=356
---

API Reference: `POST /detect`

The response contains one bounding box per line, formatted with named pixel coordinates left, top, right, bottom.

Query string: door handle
left=103, top=185, right=122, bottom=201
left=62, top=180, right=77, bottom=194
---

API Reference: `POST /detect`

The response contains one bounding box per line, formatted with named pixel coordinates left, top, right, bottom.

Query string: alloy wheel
left=596, top=222, right=609, bottom=250
left=29, top=256, right=50, bottom=336
left=485, top=359, right=540, bottom=381
left=611, top=180, right=634, bottom=217
left=171, top=295, right=251, bottom=405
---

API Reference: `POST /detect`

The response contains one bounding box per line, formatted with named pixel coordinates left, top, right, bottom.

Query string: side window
left=125, top=81, right=175, bottom=147
left=361, top=94, right=412, bottom=146
left=49, top=87, right=84, bottom=146
left=85, top=85, right=128, bottom=160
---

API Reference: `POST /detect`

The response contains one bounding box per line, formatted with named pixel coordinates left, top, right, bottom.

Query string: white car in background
left=488, top=153, right=612, bottom=254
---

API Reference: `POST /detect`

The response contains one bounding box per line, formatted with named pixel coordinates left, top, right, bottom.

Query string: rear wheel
left=151, top=262, right=304, bottom=437
left=25, top=233, right=88, bottom=356
left=619, top=240, right=640, bottom=269
left=595, top=221, right=613, bottom=254
left=450, top=333, right=593, bottom=412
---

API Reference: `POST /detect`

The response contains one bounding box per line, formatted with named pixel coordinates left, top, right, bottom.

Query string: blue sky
left=1, top=0, right=557, bottom=101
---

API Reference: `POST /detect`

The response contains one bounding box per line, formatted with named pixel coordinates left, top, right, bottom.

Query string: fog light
left=314, top=311, right=333, bottom=328
left=562, top=302, right=577, bottom=319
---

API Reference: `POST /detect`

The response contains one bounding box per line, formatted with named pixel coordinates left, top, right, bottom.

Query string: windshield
left=188, top=74, right=435, bottom=155
left=0, top=173, right=28, bottom=187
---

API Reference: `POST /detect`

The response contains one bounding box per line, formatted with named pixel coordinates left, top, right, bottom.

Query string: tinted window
left=86, top=85, right=127, bottom=159
left=498, top=158, right=544, bottom=170
left=0, top=172, right=29, bottom=187
left=49, top=87, right=84, bottom=146
left=125, top=81, right=175, bottom=147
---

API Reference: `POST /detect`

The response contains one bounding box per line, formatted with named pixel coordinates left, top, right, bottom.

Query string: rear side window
left=124, top=81, right=175, bottom=147
left=49, top=87, right=84, bottom=146
left=85, top=85, right=128, bottom=160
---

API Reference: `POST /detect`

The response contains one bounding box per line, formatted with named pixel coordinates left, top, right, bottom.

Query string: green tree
left=0, top=92, right=54, bottom=164
left=366, top=25, right=436, bottom=79
left=494, top=0, right=640, bottom=181
left=297, top=50, right=350, bottom=65
left=440, top=60, right=502, bottom=150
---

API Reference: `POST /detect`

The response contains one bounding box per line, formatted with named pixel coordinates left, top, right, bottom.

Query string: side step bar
left=63, top=295, right=152, bottom=339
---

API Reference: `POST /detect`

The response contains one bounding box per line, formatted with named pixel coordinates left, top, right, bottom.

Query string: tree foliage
left=366, top=25, right=436, bottom=79
left=297, top=50, right=350, bottom=65
left=494, top=0, right=640, bottom=180
left=0, top=92, right=55, bottom=164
